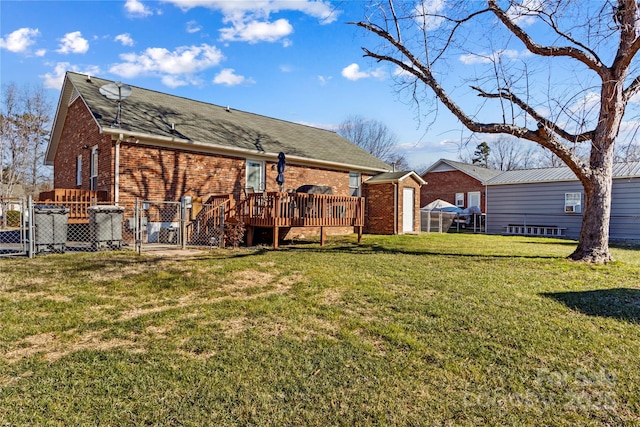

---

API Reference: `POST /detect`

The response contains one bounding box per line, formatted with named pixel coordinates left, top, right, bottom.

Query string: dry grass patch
left=4, top=329, right=145, bottom=364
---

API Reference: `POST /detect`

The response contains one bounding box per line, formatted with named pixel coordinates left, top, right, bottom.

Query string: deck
left=37, top=189, right=111, bottom=223
left=238, top=192, right=364, bottom=247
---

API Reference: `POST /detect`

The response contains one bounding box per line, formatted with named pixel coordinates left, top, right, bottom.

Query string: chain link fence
left=0, top=197, right=30, bottom=257
left=0, top=197, right=228, bottom=258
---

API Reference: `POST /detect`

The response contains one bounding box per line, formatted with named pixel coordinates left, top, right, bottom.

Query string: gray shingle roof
left=425, top=159, right=502, bottom=182
left=47, top=72, right=391, bottom=172
left=485, top=161, right=640, bottom=185
left=364, top=170, right=426, bottom=185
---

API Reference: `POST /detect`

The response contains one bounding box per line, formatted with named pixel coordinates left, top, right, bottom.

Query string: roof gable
left=424, top=159, right=502, bottom=182
left=47, top=72, right=391, bottom=172
left=365, top=170, right=426, bottom=185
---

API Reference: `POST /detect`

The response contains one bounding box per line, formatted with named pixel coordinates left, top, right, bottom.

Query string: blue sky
left=1, top=0, right=463, bottom=169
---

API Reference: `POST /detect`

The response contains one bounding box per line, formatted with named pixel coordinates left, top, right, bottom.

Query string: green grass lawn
left=1, top=234, right=639, bottom=426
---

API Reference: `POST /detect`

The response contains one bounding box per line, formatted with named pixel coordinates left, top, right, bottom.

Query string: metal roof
left=46, top=72, right=391, bottom=172
left=485, top=161, right=640, bottom=185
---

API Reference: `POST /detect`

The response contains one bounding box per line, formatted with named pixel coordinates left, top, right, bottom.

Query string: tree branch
left=487, top=0, right=607, bottom=77
left=356, top=26, right=586, bottom=174
left=470, top=86, right=595, bottom=143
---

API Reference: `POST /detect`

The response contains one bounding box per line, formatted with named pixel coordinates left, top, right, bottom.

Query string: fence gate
left=135, top=200, right=182, bottom=252
left=0, top=197, right=30, bottom=258
left=133, top=199, right=227, bottom=252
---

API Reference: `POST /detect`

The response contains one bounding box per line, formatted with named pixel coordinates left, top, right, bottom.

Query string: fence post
left=220, top=205, right=225, bottom=248
left=27, top=196, right=34, bottom=258
left=180, top=197, right=188, bottom=250
left=135, top=198, right=141, bottom=254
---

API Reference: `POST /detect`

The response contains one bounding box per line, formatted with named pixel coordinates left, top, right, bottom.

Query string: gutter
left=100, top=127, right=391, bottom=174
left=114, top=135, right=122, bottom=204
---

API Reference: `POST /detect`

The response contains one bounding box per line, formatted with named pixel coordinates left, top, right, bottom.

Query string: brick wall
left=420, top=170, right=487, bottom=211
left=55, top=99, right=369, bottom=204
left=364, top=182, right=395, bottom=234
left=364, top=178, right=422, bottom=235
left=54, top=99, right=113, bottom=192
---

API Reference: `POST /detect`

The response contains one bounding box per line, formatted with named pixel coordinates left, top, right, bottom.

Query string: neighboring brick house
left=364, top=171, right=426, bottom=235
left=420, top=159, right=501, bottom=212
left=46, top=72, right=412, bottom=242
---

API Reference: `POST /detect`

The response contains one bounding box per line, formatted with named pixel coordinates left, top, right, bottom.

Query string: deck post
left=320, top=226, right=326, bottom=246
left=357, top=226, right=363, bottom=244
left=273, top=226, right=279, bottom=249
left=247, top=226, right=254, bottom=246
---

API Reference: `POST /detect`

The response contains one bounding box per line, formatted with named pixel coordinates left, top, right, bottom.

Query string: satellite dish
left=99, top=82, right=132, bottom=100
left=99, top=82, right=132, bottom=127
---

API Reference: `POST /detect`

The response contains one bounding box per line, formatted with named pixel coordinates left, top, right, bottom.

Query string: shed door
left=402, top=187, right=415, bottom=233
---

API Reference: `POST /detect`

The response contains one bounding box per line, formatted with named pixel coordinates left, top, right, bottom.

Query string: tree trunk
left=569, top=168, right=613, bottom=263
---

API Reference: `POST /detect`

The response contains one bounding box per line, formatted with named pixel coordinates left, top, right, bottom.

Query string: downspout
left=114, top=135, right=122, bottom=205
left=393, top=182, right=398, bottom=235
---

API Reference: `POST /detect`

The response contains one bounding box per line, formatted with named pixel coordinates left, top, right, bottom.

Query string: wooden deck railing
left=186, top=195, right=231, bottom=245
left=238, top=192, right=364, bottom=228
left=38, top=189, right=111, bottom=223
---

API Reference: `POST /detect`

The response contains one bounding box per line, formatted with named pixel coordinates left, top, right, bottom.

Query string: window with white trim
left=76, top=155, right=82, bottom=186
left=349, top=172, right=361, bottom=196
left=246, top=160, right=264, bottom=192
left=455, top=193, right=464, bottom=207
left=565, top=192, right=582, bottom=213
left=90, top=146, right=98, bottom=190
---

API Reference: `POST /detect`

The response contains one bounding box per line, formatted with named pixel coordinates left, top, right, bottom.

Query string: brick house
left=45, top=72, right=416, bottom=244
left=420, top=159, right=501, bottom=212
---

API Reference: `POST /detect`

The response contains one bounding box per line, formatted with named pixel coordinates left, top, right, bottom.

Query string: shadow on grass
left=542, top=288, right=640, bottom=323
left=280, top=241, right=566, bottom=260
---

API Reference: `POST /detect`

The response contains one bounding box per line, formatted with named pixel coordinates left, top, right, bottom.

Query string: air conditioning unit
left=565, top=204, right=581, bottom=213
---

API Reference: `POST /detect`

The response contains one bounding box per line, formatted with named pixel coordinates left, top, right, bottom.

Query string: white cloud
left=569, top=91, right=601, bottom=115
left=110, top=44, right=224, bottom=84
left=163, top=0, right=338, bottom=44
left=458, top=49, right=524, bottom=65
left=317, top=75, right=331, bottom=85
left=219, top=18, right=293, bottom=44
left=506, top=0, right=544, bottom=26
left=414, top=0, right=446, bottom=31
left=213, top=68, right=254, bottom=86
left=35, top=49, right=47, bottom=57
left=115, top=33, right=134, bottom=47
left=0, top=27, right=40, bottom=53
left=125, top=0, right=153, bottom=17
left=161, top=75, right=190, bottom=88
left=341, top=63, right=386, bottom=81
left=186, top=20, right=202, bottom=34
left=57, top=31, right=89, bottom=54
left=40, top=62, right=101, bottom=89
left=164, top=0, right=339, bottom=24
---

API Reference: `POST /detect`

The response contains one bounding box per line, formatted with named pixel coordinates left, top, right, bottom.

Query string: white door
left=468, top=191, right=480, bottom=209
left=402, top=187, right=415, bottom=233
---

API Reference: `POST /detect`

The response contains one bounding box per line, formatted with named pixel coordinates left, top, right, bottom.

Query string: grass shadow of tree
left=542, top=288, right=640, bottom=323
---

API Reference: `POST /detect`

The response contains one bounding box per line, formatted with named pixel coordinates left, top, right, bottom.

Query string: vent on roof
left=69, top=87, right=80, bottom=106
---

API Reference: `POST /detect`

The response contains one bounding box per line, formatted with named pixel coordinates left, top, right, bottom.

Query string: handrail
left=37, top=189, right=112, bottom=223
left=240, top=192, right=364, bottom=227
left=186, top=196, right=231, bottom=245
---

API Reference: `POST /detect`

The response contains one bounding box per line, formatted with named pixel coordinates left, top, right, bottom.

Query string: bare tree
left=1, top=82, right=52, bottom=198
left=353, top=0, right=640, bottom=263
left=337, top=115, right=403, bottom=166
